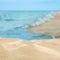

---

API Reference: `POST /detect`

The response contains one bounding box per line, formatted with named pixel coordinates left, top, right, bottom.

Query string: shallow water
left=0, top=11, right=55, bottom=40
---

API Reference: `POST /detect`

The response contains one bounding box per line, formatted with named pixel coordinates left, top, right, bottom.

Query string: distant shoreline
left=28, top=11, right=60, bottom=39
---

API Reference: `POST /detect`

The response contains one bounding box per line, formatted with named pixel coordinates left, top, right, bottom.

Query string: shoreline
left=0, top=11, right=60, bottom=60
left=28, top=12, right=60, bottom=39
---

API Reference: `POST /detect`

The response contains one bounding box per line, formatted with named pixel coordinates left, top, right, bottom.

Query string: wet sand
left=0, top=38, right=60, bottom=60
left=28, top=12, right=60, bottom=38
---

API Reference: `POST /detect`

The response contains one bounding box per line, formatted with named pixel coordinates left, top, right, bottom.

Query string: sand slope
left=28, top=12, right=60, bottom=38
left=0, top=38, right=60, bottom=60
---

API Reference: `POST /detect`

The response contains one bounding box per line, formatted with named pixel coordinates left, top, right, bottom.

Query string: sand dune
left=28, top=12, right=60, bottom=38
left=0, top=38, right=60, bottom=60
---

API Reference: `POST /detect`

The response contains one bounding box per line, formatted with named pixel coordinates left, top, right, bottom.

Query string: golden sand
left=0, top=38, right=60, bottom=60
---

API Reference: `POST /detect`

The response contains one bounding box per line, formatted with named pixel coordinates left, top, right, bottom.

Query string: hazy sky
left=0, top=0, right=60, bottom=10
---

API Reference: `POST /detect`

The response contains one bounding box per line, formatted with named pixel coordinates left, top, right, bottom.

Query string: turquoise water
left=0, top=11, right=55, bottom=40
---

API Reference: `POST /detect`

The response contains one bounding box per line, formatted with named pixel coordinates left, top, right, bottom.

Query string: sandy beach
left=0, top=0, right=60, bottom=59
left=0, top=38, right=60, bottom=60
left=0, top=12, right=60, bottom=60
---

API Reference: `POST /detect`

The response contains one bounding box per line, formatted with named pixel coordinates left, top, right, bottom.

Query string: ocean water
left=0, top=11, right=55, bottom=40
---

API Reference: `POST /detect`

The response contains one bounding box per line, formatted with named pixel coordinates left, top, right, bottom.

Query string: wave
left=0, top=11, right=55, bottom=40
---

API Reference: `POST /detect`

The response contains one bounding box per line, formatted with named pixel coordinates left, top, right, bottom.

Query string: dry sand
left=28, top=12, right=60, bottom=38
left=0, top=38, right=60, bottom=60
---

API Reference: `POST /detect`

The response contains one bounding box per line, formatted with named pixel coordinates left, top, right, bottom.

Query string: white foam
left=29, top=12, right=55, bottom=27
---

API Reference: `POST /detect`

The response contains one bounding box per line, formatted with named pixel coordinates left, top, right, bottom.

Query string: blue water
left=0, top=11, right=55, bottom=40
